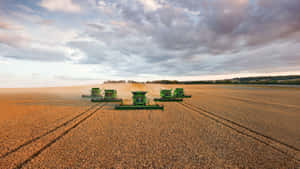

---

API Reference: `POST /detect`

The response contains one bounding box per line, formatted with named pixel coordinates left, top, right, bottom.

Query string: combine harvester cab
left=115, top=91, right=164, bottom=110
left=154, top=89, right=183, bottom=102
left=173, top=88, right=192, bottom=98
left=81, top=88, right=103, bottom=99
left=91, top=89, right=122, bottom=102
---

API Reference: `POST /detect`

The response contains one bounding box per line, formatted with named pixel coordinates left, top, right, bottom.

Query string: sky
left=0, top=0, right=300, bottom=87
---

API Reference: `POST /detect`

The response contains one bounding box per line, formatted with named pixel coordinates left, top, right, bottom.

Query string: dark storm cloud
left=39, top=0, right=298, bottom=77
left=82, top=0, right=300, bottom=75
left=3, top=0, right=299, bottom=78
left=119, top=0, right=300, bottom=52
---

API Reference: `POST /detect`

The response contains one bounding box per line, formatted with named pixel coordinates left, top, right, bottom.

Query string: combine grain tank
left=173, top=88, right=191, bottom=98
left=115, top=91, right=163, bottom=110
left=154, top=89, right=183, bottom=102
left=91, top=89, right=122, bottom=102
left=81, top=88, right=102, bottom=99
left=92, top=88, right=101, bottom=96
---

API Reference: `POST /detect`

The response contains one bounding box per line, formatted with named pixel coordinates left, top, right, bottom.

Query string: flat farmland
left=0, top=84, right=299, bottom=168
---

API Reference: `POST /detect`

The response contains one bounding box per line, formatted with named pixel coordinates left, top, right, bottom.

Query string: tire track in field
left=178, top=102, right=300, bottom=162
left=0, top=103, right=105, bottom=169
left=0, top=103, right=99, bottom=159
left=0, top=103, right=95, bottom=143
left=14, top=103, right=106, bottom=169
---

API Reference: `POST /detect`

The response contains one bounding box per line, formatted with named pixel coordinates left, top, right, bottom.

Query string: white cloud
left=96, top=0, right=117, bottom=15
left=138, top=0, right=162, bottom=11
left=0, top=18, right=23, bottom=30
left=0, top=21, right=15, bottom=30
left=39, top=0, right=81, bottom=13
left=0, top=20, right=81, bottom=62
left=31, top=25, right=78, bottom=44
left=1, top=0, right=300, bottom=87
left=0, top=32, right=29, bottom=48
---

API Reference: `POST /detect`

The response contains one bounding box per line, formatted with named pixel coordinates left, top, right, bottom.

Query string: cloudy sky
left=0, top=0, right=300, bottom=87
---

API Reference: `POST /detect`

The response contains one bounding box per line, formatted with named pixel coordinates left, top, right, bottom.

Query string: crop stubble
left=0, top=84, right=299, bottom=168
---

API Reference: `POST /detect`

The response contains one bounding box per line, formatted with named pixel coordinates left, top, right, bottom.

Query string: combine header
left=81, top=88, right=102, bottom=99
left=91, top=89, right=122, bottom=102
left=115, top=91, right=163, bottom=110
left=154, top=89, right=183, bottom=102
left=173, top=88, right=192, bottom=98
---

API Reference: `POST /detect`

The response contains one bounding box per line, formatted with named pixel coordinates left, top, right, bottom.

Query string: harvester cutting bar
left=82, top=95, right=103, bottom=99
left=92, top=98, right=122, bottom=102
left=154, top=98, right=183, bottom=102
left=115, top=104, right=163, bottom=110
left=179, top=95, right=192, bottom=98
left=115, top=91, right=164, bottom=110
left=81, top=95, right=92, bottom=98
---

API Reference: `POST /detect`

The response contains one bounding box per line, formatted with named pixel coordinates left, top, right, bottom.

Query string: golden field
left=0, top=83, right=299, bottom=168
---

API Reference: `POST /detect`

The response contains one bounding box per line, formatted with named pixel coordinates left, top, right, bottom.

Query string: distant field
left=0, top=84, right=299, bottom=168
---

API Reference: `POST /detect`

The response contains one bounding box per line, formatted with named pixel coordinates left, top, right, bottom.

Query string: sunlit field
left=0, top=83, right=299, bottom=168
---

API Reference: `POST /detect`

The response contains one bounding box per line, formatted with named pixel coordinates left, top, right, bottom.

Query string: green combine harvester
left=154, top=89, right=183, bottom=102
left=91, top=89, right=122, bottom=102
left=173, top=88, right=192, bottom=98
left=115, top=91, right=164, bottom=110
left=81, top=88, right=102, bottom=99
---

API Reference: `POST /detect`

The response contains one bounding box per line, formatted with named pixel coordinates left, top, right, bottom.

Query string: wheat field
left=0, top=84, right=299, bottom=168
